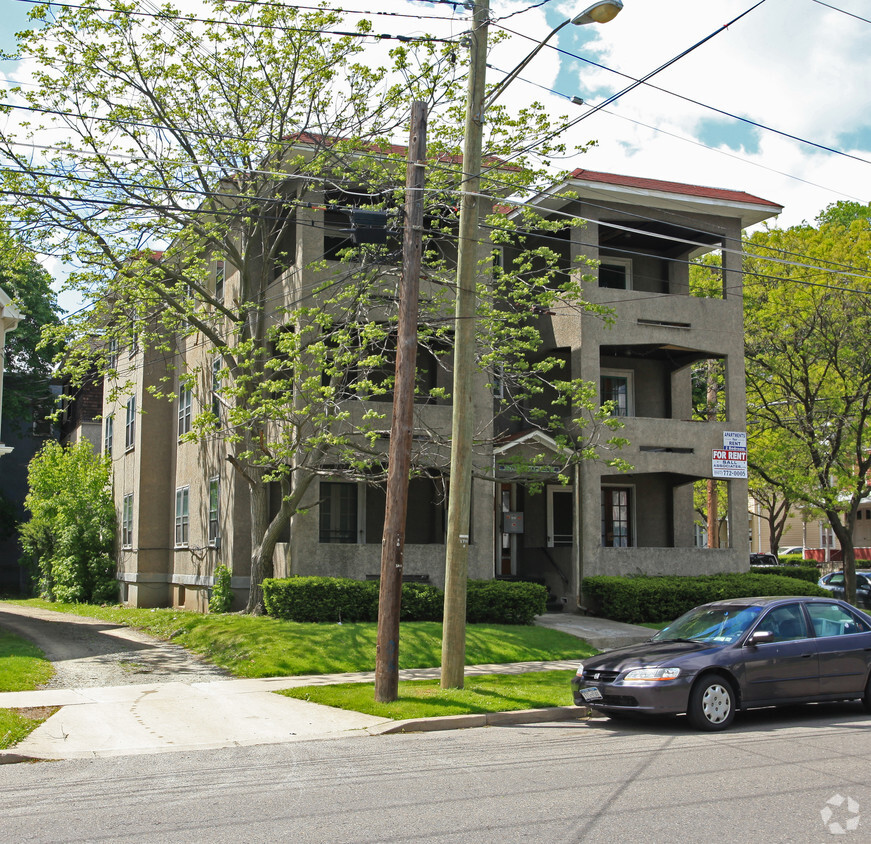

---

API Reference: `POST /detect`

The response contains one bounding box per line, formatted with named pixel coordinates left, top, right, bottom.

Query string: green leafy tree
left=0, top=222, right=62, bottom=430
left=19, top=440, right=116, bottom=603
left=1, top=1, right=625, bottom=613
left=744, top=214, right=871, bottom=603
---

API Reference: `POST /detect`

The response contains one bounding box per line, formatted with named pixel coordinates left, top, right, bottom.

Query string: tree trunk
left=827, top=511, right=856, bottom=605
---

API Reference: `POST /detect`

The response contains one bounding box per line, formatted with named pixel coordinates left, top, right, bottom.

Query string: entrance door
left=497, top=483, right=514, bottom=576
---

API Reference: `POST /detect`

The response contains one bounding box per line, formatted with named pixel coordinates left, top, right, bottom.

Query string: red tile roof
left=569, top=168, right=782, bottom=210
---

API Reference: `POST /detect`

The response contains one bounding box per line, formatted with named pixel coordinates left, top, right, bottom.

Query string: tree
left=0, top=222, right=62, bottom=429
left=747, top=428, right=802, bottom=555
left=20, top=439, right=116, bottom=603
left=743, top=212, right=871, bottom=603
left=0, top=1, right=624, bottom=613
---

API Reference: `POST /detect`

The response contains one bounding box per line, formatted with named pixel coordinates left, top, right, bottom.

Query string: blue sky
left=2, top=0, right=871, bottom=311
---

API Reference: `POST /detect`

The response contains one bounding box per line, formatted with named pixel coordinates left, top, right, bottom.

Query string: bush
left=750, top=564, right=820, bottom=583
left=582, top=573, right=830, bottom=624
left=209, top=564, right=234, bottom=614
left=19, top=440, right=116, bottom=604
left=262, top=577, right=547, bottom=624
left=466, top=579, right=547, bottom=625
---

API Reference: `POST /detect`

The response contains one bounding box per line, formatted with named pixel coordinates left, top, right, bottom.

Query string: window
left=602, top=486, right=633, bottom=547
left=600, top=369, right=634, bottom=417
left=104, top=416, right=114, bottom=458
left=125, top=396, right=136, bottom=451
left=598, top=257, right=632, bottom=290
left=754, top=604, right=808, bottom=642
left=319, top=481, right=358, bottom=543
left=214, top=258, right=225, bottom=303
left=807, top=602, right=871, bottom=637
left=128, top=332, right=138, bottom=359
left=208, top=478, right=220, bottom=547
left=107, top=338, right=119, bottom=370
left=175, top=486, right=190, bottom=547
left=121, top=493, right=134, bottom=548
left=178, top=383, right=192, bottom=437
left=547, top=486, right=573, bottom=548
left=211, top=358, right=222, bottom=418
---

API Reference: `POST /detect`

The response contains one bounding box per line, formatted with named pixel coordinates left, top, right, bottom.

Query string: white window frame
left=107, top=338, right=119, bottom=371
left=125, top=396, right=136, bottom=451
left=602, top=484, right=636, bottom=548
left=546, top=485, right=573, bottom=548
left=121, top=493, right=134, bottom=548
left=598, top=256, right=633, bottom=290
left=104, top=415, right=114, bottom=458
left=175, top=486, right=190, bottom=548
left=211, top=358, right=222, bottom=418
left=214, top=258, right=225, bottom=303
left=208, top=477, right=220, bottom=547
left=178, top=383, right=192, bottom=437
left=600, top=368, right=635, bottom=417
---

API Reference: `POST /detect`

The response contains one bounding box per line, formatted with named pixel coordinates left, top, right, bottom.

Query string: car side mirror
left=746, top=630, right=774, bottom=647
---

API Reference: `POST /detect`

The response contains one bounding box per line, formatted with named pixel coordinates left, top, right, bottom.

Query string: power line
left=811, top=0, right=871, bottom=25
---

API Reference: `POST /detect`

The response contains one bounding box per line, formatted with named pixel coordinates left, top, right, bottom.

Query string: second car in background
left=818, top=571, right=871, bottom=609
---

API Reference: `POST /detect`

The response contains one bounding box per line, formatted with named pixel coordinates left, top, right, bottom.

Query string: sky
left=1, top=0, right=870, bottom=312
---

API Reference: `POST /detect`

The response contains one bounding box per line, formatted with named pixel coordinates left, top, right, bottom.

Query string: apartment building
left=104, top=167, right=781, bottom=611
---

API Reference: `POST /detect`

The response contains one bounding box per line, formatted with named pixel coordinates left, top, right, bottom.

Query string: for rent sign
left=712, top=447, right=748, bottom=479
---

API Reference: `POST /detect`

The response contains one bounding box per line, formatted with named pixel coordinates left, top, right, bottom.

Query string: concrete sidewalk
left=0, top=612, right=648, bottom=763
left=0, top=660, right=583, bottom=762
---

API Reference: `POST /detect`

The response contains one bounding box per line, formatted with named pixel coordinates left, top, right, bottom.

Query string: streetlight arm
left=483, top=18, right=572, bottom=110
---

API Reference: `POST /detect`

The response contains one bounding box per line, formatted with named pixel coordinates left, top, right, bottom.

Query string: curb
left=0, top=752, right=43, bottom=765
left=369, top=705, right=589, bottom=735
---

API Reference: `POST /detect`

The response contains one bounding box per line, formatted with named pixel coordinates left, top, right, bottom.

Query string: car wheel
left=862, top=674, right=871, bottom=714
left=687, top=674, right=736, bottom=731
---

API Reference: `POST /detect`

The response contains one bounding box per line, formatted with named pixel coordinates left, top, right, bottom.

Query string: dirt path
left=0, top=603, right=229, bottom=688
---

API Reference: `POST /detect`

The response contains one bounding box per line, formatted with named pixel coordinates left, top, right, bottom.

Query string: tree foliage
left=19, top=440, right=116, bottom=603
left=1, top=1, right=626, bottom=612
left=743, top=211, right=871, bottom=602
left=0, top=221, right=62, bottom=429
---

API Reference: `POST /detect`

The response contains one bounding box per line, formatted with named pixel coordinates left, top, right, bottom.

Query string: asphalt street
left=2, top=702, right=869, bottom=843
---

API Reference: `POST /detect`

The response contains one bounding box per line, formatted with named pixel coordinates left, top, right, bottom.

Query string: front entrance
left=496, top=483, right=516, bottom=576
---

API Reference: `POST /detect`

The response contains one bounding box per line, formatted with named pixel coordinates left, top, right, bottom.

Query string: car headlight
left=575, top=663, right=585, bottom=677
left=623, top=667, right=681, bottom=682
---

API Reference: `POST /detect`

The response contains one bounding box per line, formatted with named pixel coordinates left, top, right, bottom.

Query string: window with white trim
left=175, top=486, right=190, bottom=547
left=178, top=384, right=192, bottom=437
left=214, top=258, right=225, bottom=303
left=104, top=415, right=113, bottom=458
left=208, top=477, right=220, bottom=546
left=121, top=493, right=134, bottom=548
left=598, top=257, right=632, bottom=290
left=125, top=396, right=136, bottom=451
left=211, top=358, right=222, bottom=418
left=600, top=369, right=634, bottom=417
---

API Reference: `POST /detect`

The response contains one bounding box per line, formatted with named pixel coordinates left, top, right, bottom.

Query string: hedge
left=750, top=564, right=820, bottom=584
left=582, top=573, right=830, bottom=624
left=262, top=576, right=547, bottom=624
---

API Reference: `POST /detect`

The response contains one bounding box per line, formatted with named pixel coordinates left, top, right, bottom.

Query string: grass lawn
left=0, top=629, right=56, bottom=749
left=279, top=669, right=578, bottom=720
left=8, top=599, right=596, bottom=678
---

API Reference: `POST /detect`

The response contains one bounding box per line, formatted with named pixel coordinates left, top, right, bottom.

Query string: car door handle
left=801, top=653, right=813, bottom=658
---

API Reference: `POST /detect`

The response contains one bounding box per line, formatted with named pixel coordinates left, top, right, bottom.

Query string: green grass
left=7, top=599, right=595, bottom=678
left=0, top=629, right=54, bottom=692
left=0, top=629, right=56, bottom=749
left=279, top=670, right=577, bottom=719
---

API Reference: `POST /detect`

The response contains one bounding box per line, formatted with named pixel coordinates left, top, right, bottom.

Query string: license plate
left=580, top=687, right=603, bottom=702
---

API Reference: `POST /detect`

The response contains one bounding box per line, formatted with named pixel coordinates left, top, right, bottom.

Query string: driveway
left=0, top=602, right=229, bottom=688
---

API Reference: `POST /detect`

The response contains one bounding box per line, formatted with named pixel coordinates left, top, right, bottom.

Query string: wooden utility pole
left=374, top=101, right=428, bottom=703
left=706, top=359, right=719, bottom=548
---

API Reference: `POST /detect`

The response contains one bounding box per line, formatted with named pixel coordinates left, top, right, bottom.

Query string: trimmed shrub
left=262, top=577, right=547, bottom=624
left=582, top=573, right=830, bottom=624
left=466, top=579, right=547, bottom=625
left=750, top=564, right=820, bottom=584
left=263, top=576, right=379, bottom=623
left=778, top=554, right=808, bottom=566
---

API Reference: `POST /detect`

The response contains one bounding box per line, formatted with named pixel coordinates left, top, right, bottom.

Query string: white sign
left=712, top=448, right=748, bottom=479
left=723, top=431, right=747, bottom=449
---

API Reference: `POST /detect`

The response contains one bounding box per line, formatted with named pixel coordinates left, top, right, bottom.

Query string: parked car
left=780, top=546, right=804, bottom=557
left=571, top=596, right=871, bottom=731
left=818, top=571, right=871, bottom=609
left=750, top=552, right=779, bottom=566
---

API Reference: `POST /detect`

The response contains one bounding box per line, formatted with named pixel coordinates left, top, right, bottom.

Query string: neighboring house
left=0, top=286, right=22, bottom=458
left=105, top=167, right=781, bottom=611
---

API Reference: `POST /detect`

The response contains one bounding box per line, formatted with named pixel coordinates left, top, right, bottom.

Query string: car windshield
left=652, top=605, right=763, bottom=645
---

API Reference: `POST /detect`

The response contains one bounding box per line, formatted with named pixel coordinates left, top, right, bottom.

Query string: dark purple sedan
left=572, top=596, right=871, bottom=730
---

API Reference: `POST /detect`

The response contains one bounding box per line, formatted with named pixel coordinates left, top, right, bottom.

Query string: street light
left=441, top=0, right=624, bottom=689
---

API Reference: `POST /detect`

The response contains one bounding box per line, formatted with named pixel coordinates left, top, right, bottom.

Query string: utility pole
left=706, top=359, right=719, bottom=548
left=375, top=101, right=428, bottom=703
left=441, top=0, right=489, bottom=690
